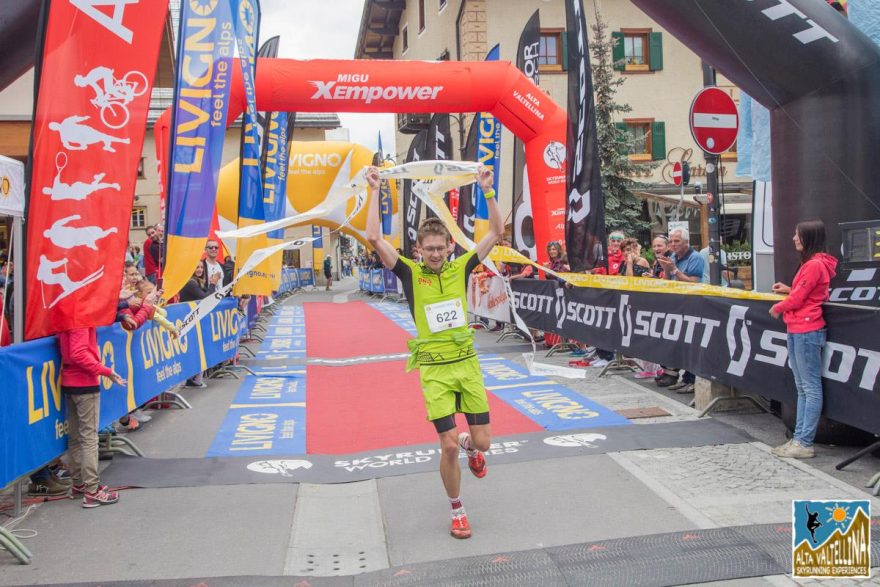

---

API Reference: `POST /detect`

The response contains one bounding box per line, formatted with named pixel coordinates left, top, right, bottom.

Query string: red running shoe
left=450, top=511, right=472, bottom=539
left=458, top=433, right=488, bottom=478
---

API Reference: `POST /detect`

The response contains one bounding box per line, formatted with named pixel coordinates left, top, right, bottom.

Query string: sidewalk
left=1, top=277, right=878, bottom=586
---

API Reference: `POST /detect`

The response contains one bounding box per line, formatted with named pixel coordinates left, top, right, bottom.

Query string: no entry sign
left=672, top=161, right=683, bottom=186
left=689, top=87, right=739, bottom=155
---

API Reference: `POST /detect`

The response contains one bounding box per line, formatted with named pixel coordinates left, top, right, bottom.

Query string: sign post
left=672, top=161, right=683, bottom=219
left=689, top=86, right=738, bottom=285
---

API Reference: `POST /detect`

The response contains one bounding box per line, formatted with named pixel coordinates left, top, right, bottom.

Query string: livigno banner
left=0, top=298, right=241, bottom=488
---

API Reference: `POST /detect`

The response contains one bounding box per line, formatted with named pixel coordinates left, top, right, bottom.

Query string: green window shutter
left=649, top=32, right=663, bottom=71
left=560, top=31, right=568, bottom=71
left=615, top=122, right=628, bottom=134
left=611, top=32, right=625, bottom=71
left=651, top=121, right=666, bottom=160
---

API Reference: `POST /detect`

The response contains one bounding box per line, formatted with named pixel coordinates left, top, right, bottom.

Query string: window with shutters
left=620, top=119, right=666, bottom=161
left=131, top=207, right=146, bottom=229
left=612, top=30, right=663, bottom=73
left=538, top=29, right=564, bottom=72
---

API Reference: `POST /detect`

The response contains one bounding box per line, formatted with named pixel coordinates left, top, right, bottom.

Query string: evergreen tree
left=590, top=7, right=653, bottom=237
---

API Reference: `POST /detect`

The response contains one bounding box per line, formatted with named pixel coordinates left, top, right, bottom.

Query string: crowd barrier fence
left=0, top=298, right=242, bottom=489
left=509, top=279, right=880, bottom=436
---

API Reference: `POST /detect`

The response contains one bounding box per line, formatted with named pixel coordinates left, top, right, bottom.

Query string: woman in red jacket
left=60, top=327, right=127, bottom=507
left=769, top=220, right=837, bottom=459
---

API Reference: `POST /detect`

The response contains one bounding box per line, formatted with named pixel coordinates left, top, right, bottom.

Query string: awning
left=634, top=190, right=753, bottom=215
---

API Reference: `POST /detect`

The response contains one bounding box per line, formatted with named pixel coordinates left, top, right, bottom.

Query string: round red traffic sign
left=689, top=87, right=739, bottom=155
left=672, top=161, right=683, bottom=186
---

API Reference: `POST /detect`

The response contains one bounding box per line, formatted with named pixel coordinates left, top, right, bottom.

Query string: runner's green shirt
left=392, top=249, right=481, bottom=366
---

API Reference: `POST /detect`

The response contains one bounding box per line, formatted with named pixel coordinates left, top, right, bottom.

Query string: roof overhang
left=355, top=0, right=405, bottom=60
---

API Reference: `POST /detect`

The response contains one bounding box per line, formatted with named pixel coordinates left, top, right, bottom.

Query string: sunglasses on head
left=610, top=235, right=624, bottom=241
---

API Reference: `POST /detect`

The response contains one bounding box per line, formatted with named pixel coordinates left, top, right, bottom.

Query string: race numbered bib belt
left=424, top=299, right=466, bottom=333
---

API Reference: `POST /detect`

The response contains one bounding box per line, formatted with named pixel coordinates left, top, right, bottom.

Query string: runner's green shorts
left=418, top=356, right=489, bottom=421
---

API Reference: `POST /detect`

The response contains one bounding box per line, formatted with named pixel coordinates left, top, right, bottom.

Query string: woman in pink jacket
left=60, top=327, right=126, bottom=507
left=769, top=220, right=837, bottom=459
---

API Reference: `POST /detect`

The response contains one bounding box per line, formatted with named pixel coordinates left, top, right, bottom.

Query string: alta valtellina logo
left=792, top=500, right=871, bottom=578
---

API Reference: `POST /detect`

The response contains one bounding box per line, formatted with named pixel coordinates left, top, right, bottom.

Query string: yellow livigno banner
left=488, top=246, right=783, bottom=302
left=216, top=141, right=399, bottom=269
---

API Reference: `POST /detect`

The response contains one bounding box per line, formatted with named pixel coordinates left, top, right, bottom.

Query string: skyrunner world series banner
left=25, top=0, right=168, bottom=338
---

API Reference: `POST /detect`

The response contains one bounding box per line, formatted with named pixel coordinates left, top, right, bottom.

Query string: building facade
left=356, top=0, right=754, bottom=248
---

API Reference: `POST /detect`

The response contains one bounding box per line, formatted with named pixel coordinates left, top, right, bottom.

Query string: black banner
left=565, top=0, right=606, bottom=272
left=427, top=113, right=452, bottom=215
left=455, top=114, right=478, bottom=257
left=402, top=130, right=428, bottom=256
left=512, top=10, right=540, bottom=260
left=511, top=279, right=880, bottom=435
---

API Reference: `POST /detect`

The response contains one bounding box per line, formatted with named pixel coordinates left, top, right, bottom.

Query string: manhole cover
left=615, top=406, right=671, bottom=419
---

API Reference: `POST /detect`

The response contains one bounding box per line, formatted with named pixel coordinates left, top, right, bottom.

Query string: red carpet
left=305, top=301, right=410, bottom=358
left=306, top=361, right=543, bottom=454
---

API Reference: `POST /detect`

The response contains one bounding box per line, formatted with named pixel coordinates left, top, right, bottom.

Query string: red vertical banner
left=25, top=0, right=168, bottom=340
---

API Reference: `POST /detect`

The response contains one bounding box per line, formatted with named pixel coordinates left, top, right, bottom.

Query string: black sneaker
left=655, top=374, right=678, bottom=387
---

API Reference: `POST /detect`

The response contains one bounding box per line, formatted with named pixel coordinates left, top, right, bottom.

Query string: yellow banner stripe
left=489, top=246, right=783, bottom=302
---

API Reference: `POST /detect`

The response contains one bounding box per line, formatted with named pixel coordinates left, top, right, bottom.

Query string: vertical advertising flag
left=454, top=115, right=479, bottom=257
left=232, top=0, right=273, bottom=296
left=513, top=11, right=540, bottom=260
left=426, top=113, right=452, bottom=217
left=401, top=130, right=428, bottom=257
left=263, top=111, right=294, bottom=288
left=213, top=34, right=282, bottom=262
left=163, top=0, right=236, bottom=300
left=473, top=45, right=503, bottom=243
left=378, top=131, right=392, bottom=236
left=565, top=0, right=606, bottom=272
left=24, top=0, right=168, bottom=339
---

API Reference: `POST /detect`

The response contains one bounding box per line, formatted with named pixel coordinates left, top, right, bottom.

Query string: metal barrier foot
left=836, top=439, right=880, bottom=471
left=597, top=354, right=640, bottom=378
left=142, top=391, right=191, bottom=411
left=697, top=392, right=770, bottom=418
left=545, top=341, right=578, bottom=357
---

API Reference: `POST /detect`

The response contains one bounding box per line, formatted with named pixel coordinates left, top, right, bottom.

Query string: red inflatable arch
left=156, top=59, right=567, bottom=263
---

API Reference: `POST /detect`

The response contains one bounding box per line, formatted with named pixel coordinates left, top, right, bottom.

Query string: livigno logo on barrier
left=792, top=500, right=870, bottom=578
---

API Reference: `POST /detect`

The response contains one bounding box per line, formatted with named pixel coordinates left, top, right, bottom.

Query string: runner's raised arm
left=473, top=166, right=504, bottom=262
left=365, top=165, right=399, bottom=269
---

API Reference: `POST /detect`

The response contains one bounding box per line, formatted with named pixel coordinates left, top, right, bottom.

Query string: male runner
left=366, top=165, right=503, bottom=539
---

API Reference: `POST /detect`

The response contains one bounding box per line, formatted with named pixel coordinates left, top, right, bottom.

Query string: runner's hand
left=477, top=165, right=494, bottom=192
left=366, top=166, right=380, bottom=190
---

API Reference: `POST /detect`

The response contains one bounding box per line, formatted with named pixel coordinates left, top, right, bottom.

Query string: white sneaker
left=771, top=440, right=815, bottom=458
left=590, top=359, right=609, bottom=368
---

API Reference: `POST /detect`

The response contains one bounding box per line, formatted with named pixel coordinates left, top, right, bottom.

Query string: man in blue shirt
left=655, top=227, right=704, bottom=393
